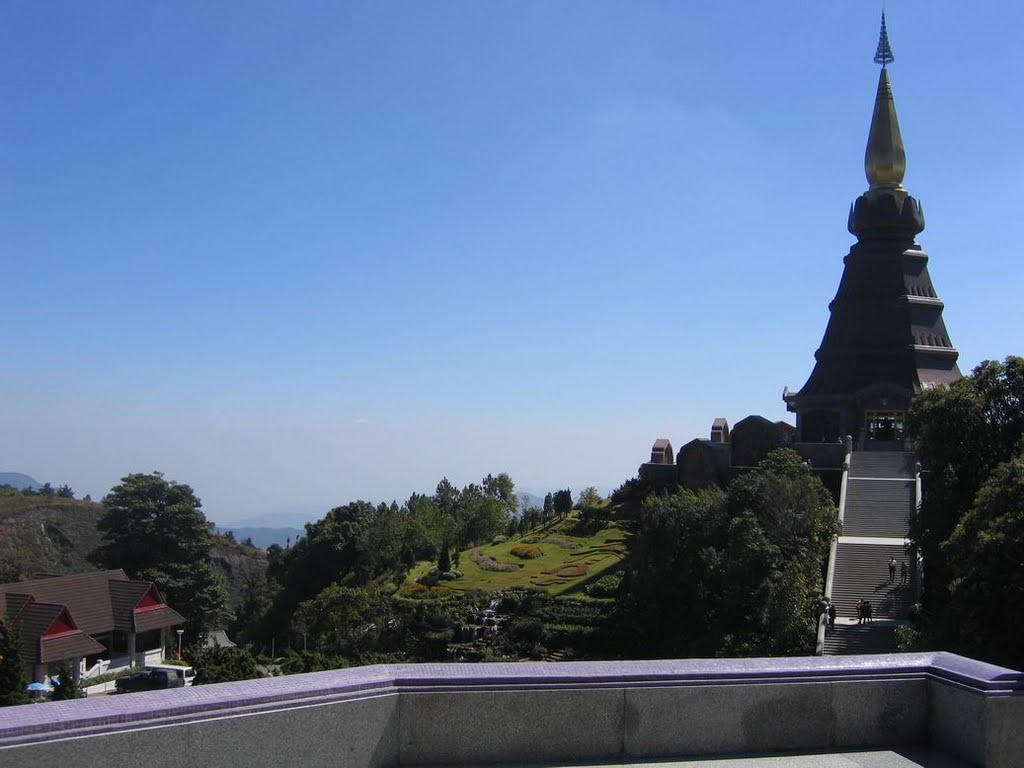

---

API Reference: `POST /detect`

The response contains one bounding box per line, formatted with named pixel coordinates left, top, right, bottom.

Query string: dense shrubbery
left=610, top=477, right=649, bottom=503
left=584, top=572, right=622, bottom=599
left=617, top=449, right=839, bottom=659
left=189, top=645, right=264, bottom=685
left=510, top=544, right=542, bottom=559
left=907, top=357, right=1024, bottom=669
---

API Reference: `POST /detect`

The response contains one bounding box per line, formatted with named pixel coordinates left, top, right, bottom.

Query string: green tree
left=0, top=544, right=32, bottom=583
left=434, top=478, right=465, bottom=545
left=553, top=489, right=573, bottom=520
left=461, top=483, right=509, bottom=545
left=292, top=584, right=405, bottom=661
left=0, top=618, right=29, bottom=707
left=906, top=356, right=1024, bottom=649
left=190, top=645, right=264, bottom=685
left=92, top=472, right=214, bottom=577
left=716, top=449, right=839, bottom=656
left=50, top=661, right=80, bottom=701
left=90, top=472, right=232, bottom=643
left=620, top=449, right=838, bottom=658
left=542, top=493, right=554, bottom=523
left=939, top=454, right=1024, bottom=669
left=483, top=473, right=518, bottom=517
left=617, top=487, right=728, bottom=658
left=577, top=487, right=603, bottom=508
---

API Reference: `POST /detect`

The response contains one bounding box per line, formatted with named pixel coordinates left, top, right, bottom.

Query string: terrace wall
left=1, top=653, right=1022, bottom=767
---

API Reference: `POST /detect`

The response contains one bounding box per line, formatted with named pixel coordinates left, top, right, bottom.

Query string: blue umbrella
left=26, top=681, right=52, bottom=692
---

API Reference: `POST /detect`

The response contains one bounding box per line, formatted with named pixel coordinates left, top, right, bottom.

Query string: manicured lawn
left=405, top=510, right=630, bottom=597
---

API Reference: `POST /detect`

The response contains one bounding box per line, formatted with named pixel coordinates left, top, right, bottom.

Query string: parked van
left=148, top=664, right=195, bottom=686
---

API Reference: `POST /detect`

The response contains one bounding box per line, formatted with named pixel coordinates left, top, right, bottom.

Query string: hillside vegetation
left=0, top=486, right=267, bottom=621
left=0, top=491, right=104, bottom=581
left=406, top=501, right=635, bottom=597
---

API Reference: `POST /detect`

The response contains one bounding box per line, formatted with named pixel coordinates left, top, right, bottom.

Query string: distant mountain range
left=0, top=472, right=42, bottom=490
left=215, top=526, right=305, bottom=550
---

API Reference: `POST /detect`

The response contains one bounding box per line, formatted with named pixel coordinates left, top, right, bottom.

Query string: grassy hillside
left=0, top=492, right=104, bottom=581
left=406, top=501, right=636, bottom=597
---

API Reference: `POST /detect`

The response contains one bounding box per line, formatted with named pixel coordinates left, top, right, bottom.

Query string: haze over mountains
left=4, top=470, right=612, bottom=550
left=0, top=472, right=41, bottom=490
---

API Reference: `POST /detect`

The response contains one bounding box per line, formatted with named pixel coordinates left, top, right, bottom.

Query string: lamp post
left=176, top=629, right=184, bottom=660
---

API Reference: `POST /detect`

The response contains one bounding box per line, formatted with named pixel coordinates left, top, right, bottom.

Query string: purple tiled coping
left=1, top=652, right=1021, bottom=748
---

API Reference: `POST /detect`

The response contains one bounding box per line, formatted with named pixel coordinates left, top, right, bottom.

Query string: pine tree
left=50, top=661, right=81, bottom=701
left=0, top=619, right=29, bottom=707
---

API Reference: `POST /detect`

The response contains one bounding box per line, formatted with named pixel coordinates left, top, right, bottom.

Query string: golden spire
left=864, top=12, right=905, bottom=191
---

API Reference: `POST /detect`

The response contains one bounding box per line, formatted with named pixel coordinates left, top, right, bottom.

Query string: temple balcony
left=2, top=652, right=1022, bottom=767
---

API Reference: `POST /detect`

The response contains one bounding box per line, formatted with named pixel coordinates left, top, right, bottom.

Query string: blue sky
left=2, top=3, right=1021, bottom=525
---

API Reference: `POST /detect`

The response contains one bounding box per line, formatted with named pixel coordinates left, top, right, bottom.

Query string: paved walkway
left=440, top=748, right=970, bottom=767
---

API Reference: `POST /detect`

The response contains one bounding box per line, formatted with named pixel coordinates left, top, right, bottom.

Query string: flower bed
left=510, top=544, right=542, bottom=559
left=469, top=548, right=518, bottom=572
left=541, top=562, right=588, bottom=578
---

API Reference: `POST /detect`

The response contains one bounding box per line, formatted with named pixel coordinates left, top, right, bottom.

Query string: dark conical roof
left=785, top=16, right=960, bottom=442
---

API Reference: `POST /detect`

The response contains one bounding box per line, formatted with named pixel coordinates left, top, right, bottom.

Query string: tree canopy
left=619, top=449, right=838, bottom=658
left=90, top=472, right=232, bottom=642
left=0, top=618, right=29, bottom=707
left=92, top=472, right=213, bottom=576
left=906, top=356, right=1024, bottom=666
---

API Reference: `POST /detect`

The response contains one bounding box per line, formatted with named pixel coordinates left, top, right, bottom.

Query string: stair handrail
left=818, top=438, right=851, bottom=655
left=911, top=458, right=924, bottom=602
left=823, top=438, right=851, bottom=598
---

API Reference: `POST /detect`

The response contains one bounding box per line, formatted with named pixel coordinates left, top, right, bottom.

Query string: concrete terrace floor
left=438, top=748, right=971, bottom=768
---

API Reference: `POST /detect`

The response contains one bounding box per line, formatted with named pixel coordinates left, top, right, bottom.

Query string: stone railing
left=2, top=653, right=1022, bottom=767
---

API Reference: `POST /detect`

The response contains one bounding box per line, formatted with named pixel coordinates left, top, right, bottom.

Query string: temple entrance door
left=864, top=411, right=905, bottom=442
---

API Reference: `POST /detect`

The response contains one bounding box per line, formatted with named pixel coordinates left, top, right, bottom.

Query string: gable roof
left=4, top=599, right=105, bottom=664
left=0, top=569, right=184, bottom=663
left=109, top=579, right=153, bottom=633
left=0, top=570, right=128, bottom=636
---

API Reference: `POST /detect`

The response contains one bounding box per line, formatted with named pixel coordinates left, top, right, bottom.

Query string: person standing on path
left=900, top=560, right=909, bottom=586
left=827, top=602, right=836, bottom=629
left=888, top=556, right=897, bottom=582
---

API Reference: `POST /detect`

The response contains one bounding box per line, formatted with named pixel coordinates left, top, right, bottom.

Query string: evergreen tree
left=0, top=618, right=29, bottom=707
left=542, top=493, right=554, bottom=522
left=438, top=541, right=452, bottom=574
left=50, top=661, right=80, bottom=701
left=90, top=472, right=232, bottom=643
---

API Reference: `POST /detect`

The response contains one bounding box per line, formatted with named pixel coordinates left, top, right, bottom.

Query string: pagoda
left=785, top=13, right=960, bottom=445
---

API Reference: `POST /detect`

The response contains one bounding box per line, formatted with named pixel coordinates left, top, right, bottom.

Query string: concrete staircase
left=829, top=542, right=914, bottom=621
left=842, top=479, right=914, bottom=537
left=824, top=451, right=918, bottom=656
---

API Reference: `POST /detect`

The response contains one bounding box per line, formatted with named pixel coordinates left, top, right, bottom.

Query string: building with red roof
left=0, top=569, right=184, bottom=684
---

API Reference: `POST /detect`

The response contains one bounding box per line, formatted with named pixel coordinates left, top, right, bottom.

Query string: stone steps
left=830, top=542, right=915, bottom=621
left=848, top=452, right=916, bottom=479
left=842, top=479, right=914, bottom=538
left=822, top=622, right=900, bottom=655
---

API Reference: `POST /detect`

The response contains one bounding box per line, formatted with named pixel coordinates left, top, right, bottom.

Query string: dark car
left=114, top=668, right=186, bottom=693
